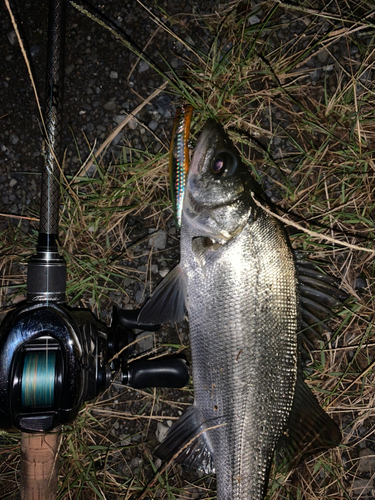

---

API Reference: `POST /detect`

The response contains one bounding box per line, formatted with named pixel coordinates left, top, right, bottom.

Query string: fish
left=169, top=104, right=194, bottom=229
left=138, top=119, right=342, bottom=499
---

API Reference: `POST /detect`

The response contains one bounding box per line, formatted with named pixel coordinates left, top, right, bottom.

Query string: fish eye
left=212, top=157, right=224, bottom=173
left=209, top=151, right=238, bottom=177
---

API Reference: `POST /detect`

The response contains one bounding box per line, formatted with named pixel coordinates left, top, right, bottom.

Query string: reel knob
left=124, top=358, right=189, bottom=389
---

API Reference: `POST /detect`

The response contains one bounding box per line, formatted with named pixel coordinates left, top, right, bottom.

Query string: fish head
left=183, top=119, right=257, bottom=243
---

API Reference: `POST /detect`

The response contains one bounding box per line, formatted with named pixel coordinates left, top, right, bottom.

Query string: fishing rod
left=0, top=1, right=189, bottom=498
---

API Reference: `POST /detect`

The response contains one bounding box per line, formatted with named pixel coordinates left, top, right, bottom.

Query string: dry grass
left=1, top=0, right=375, bottom=498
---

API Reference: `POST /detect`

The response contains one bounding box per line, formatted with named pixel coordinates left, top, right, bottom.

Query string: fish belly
left=182, top=214, right=299, bottom=500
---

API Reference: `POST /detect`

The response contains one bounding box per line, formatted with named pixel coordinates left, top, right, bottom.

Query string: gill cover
left=183, top=120, right=256, bottom=243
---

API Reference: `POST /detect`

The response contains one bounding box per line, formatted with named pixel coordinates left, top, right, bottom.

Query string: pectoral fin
left=156, top=405, right=215, bottom=474
left=276, top=372, right=341, bottom=470
left=137, top=264, right=187, bottom=325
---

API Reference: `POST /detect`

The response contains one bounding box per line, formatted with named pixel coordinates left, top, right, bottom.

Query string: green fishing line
left=21, top=351, right=56, bottom=407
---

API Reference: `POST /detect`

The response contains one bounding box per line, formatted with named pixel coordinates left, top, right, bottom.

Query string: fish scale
left=182, top=211, right=299, bottom=499
left=139, top=119, right=342, bottom=500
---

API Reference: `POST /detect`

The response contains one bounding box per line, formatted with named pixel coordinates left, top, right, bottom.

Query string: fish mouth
left=196, top=119, right=219, bottom=146
left=189, top=119, right=221, bottom=175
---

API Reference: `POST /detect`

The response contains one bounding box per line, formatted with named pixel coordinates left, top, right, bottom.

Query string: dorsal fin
left=296, top=259, right=347, bottom=347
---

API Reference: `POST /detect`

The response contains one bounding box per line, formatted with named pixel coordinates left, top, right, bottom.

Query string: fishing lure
left=169, top=104, right=194, bottom=228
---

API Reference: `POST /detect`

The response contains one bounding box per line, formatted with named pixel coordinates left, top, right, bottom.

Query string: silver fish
left=139, top=120, right=342, bottom=500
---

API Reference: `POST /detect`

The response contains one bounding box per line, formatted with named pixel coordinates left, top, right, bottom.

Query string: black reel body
left=0, top=0, right=189, bottom=437
left=0, top=303, right=189, bottom=433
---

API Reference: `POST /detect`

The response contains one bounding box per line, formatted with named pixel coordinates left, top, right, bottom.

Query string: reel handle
left=116, top=308, right=160, bottom=331
left=124, top=358, right=189, bottom=389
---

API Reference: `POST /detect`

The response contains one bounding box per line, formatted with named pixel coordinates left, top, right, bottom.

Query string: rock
left=149, top=229, right=167, bottom=249
left=119, top=434, right=131, bottom=446
left=156, top=422, right=169, bottom=443
left=171, top=57, right=180, bottom=69
left=135, top=331, right=154, bottom=351
left=66, top=64, right=75, bottom=75
left=103, top=100, right=116, bottom=111
left=30, top=45, right=40, bottom=58
left=310, top=68, right=322, bottom=81
left=318, top=48, right=330, bottom=63
left=135, top=289, right=144, bottom=304
left=155, top=95, right=171, bottom=116
left=248, top=15, right=260, bottom=25
left=128, top=117, right=137, bottom=130
left=138, top=61, right=150, bottom=73
left=356, top=277, right=366, bottom=289
left=109, top=70, right=118, bottom=79
left=359, top=69, right=372, bottom=83
left=111, top=132, right=122, bottom=146
left=352, top=478, right=372, bottom=496
left=7, top=31, right=16, bottom=45
left=9, top=178, right=17, bottom=188
left=114, top=114, right=125, bottom=125
left=148, top=119, right=158, bottom=131
left=9, top=133, right=19, bottom=145
left=358, top=448, right=375, bottom=473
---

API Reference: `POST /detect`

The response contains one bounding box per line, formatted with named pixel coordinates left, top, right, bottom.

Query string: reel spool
left=0, top=303, right=189, bottom=433
left=20, top=343, right=60, bottom=409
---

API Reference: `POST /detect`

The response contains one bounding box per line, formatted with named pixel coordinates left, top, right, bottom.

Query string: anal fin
left=156, top=405, right=215, bottom=474
left=276, top=372, right=341, bottom=470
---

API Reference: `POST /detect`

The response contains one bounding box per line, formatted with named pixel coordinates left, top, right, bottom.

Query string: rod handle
left=20, top=428, right=61, bottom=500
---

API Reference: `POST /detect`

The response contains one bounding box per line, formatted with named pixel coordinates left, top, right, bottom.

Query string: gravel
left=0, top=0, right=206, bottom=223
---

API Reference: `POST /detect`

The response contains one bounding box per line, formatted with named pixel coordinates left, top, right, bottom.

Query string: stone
left=135, top=330, right=154, bottom=351
left=248, top=15, right=260, bottom=25
left=9, top=133, right=19, bottom=145
left=156, top=422, right=169, bottom=443
left=138, top=61, right=150, bottom=73
left=148, top=230, right=167, bottom=249
left=128, top=117, right=137, bottom=130
left=352, top=478, right=372, bottom=496
left=148, top=119, right=158, bottom=131
left=155, top=95, right=171, bottom=116
left=358, top=448, right=375, bottom=473
left=103, top=100, right=116, bottom=111
left=171, top=57, right=180, bottom=69
left=7, top=31, right=16, bottom=45
left=318, top=49, right=330, bottom=63
left=114, top=114, right=125, bottom=125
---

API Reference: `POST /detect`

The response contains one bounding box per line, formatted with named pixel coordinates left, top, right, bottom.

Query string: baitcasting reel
left=0, top=0, right=189, bottom=438
left=0, top=302, right=189, bottom=433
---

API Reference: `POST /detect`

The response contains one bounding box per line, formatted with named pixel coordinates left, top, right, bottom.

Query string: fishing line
left=21, top=351, right=57, bottom=407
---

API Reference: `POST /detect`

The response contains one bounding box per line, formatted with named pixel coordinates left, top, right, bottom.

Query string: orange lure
left=169, top=104, right=194, bottom=228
